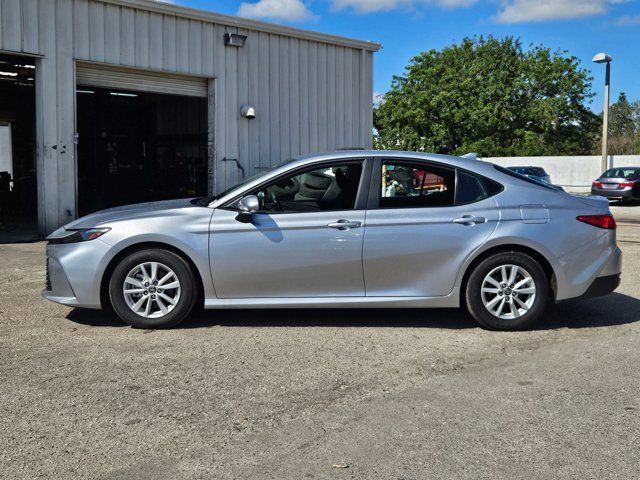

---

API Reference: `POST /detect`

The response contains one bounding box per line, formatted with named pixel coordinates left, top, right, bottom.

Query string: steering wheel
left=269, top=191, right=284, bottom=211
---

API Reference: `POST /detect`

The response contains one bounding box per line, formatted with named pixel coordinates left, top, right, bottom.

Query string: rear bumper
left=591, top=187, right=635, bottom=200
left=559, top=274, right=620, bottom=302
left=554, top=241, right=622, bottom=301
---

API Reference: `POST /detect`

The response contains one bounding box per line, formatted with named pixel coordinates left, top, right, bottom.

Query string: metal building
left=0, top=0, right=379, bottom=235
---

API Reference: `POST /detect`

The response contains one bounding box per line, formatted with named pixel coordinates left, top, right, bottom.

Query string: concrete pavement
left=1, top=210, right=639, bottom=479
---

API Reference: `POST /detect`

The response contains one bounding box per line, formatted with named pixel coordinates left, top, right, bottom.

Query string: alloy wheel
left=123, top=262, right=181, bottom=318
left=480, top=264, right=536, bottom=320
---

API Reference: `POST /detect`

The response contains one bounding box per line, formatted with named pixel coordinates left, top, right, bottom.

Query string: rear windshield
left=602, top=168, right=640, bottom=179
left=507, top=166, right=547, bottom=177
left=494, top=165, right=556, bottom=190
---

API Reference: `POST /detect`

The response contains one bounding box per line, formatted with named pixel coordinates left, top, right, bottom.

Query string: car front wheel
left=109, top=249, right=198, bottom=328
left=465, top=252, right=549, bottom=330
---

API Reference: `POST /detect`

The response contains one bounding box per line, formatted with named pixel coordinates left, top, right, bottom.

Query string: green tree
left=373, top=36, right=599, bottom=156
left=606, top=92, right=640, bottom=155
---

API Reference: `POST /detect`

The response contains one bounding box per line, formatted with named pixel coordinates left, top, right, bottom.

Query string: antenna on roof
left=461, top=152, right=478, bottom=160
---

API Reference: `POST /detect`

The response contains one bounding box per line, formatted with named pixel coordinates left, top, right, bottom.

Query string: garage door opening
left=76, top=87, right=208, bottom=216
left=0, top=54, right=37, bottom=241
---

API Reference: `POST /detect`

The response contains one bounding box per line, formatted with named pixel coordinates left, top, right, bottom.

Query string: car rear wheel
left=109, top=249, right=198, bottom=328
left=465, top=252, right=549, bottom=330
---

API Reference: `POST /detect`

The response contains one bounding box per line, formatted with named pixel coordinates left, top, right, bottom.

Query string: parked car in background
left=43, top=151, right=621, bottom=331
left=507, top=166, right=552, bottom=184
left=591, top=167, right=640, bottom=202
left=507, top=166, right=565, bottom=191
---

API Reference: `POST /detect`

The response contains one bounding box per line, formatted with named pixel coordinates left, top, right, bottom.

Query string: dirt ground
left=1, top=206, right=639, bottom=479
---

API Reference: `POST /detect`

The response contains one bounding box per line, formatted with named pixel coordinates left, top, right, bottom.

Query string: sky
left=165, top=0, right=639, bottom=112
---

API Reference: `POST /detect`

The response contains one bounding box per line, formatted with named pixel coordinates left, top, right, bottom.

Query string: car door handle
left=328, top=219, right=362, bottom=230
left=452, top=215, right=487, bottom=226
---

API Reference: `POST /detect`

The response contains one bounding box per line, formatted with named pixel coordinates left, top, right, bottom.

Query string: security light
left=240, top=105, right=256, bottom=119
left=224, top=33, right=247, bottom=48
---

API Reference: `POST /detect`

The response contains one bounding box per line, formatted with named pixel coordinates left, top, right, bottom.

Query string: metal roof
left=102, top=0, right=382, bottom=52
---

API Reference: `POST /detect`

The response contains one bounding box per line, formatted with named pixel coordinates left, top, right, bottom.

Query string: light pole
left=592, top=52, right=612, bottom=173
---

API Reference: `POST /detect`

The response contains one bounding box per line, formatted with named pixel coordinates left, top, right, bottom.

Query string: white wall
left=484, top=155, right=640, bottom=193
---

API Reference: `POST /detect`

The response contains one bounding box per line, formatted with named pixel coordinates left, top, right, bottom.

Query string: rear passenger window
left=380, top=161, right=455, bottom=208
left=456, top=171, right=487, bottom=204
left=456, top=170, right=503, bottom=205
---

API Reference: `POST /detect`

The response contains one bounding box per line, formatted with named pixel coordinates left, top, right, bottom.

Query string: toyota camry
left=43, top=151, right=622, bottom=330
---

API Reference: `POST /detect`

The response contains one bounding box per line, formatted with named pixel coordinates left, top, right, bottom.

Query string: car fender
left=101, top=231, right=217, bottom=301
left=452, top=233, right=560, bottom=294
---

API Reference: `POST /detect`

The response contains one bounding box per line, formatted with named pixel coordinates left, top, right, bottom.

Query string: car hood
left=62, top=198, right=202, bottom=230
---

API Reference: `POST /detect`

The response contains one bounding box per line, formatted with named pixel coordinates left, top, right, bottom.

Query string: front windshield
left=197, top=158, right=296, bottom=205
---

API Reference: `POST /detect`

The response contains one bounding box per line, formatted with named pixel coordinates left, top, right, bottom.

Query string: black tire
left=108, top=249, right=198, bottom=328
left=465, top=251, right=549, bottom=331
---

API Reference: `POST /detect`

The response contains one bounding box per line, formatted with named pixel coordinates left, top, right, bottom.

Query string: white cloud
left=617, top=13, right=640, bottom=25
left=330, top=0, right=475, bottom=14
left=238, top=0, right=316, bottom=21
left=495, top=0, right=618, bottom=23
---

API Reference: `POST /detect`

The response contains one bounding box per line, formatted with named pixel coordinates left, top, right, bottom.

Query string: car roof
left=290, top=150, right=499, bottom=175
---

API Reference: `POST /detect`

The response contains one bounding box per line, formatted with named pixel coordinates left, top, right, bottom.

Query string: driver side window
left=251, top=162, right=363, bottom=213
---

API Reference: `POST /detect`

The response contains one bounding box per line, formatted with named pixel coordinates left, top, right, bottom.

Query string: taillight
left=592, top=181, right=603, bottom=189
left=620, top=181, right=636, bottom=188
left=577, top=214, right=616, bottom=230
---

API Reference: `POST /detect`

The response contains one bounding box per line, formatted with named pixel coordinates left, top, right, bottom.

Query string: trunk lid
left=574, top=194, right=611, bottom=212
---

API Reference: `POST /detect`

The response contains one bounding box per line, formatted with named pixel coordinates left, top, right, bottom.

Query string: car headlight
left=47, top=227, right=111, bottom=245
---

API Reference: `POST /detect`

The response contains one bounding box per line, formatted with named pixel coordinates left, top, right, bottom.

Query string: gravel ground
left=1, top=207, right=639, bottom=479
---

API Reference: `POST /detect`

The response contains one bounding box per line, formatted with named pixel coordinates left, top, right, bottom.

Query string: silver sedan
left=43, top=151, right=622, bottom=330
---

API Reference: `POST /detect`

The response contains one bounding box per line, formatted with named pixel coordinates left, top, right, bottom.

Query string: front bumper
left=41, top=239, right=114, bottom=309
left=41, top=255, right=80, bottom=306
left=591, top=187, right=635, bottom=200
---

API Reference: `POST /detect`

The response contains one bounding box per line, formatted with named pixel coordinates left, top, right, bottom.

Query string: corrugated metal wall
left=0, top=0, right=376, bottom=233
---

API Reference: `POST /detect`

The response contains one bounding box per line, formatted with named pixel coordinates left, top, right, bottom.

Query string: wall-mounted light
left=240, top=105, right=256, bottom=119
left=224, top=33, right=247, bottom=48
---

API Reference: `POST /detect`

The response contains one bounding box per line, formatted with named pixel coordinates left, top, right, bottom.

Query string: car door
left=209, top=159, right=370, bottom=298
left=363, top=159, right=500, bottom=297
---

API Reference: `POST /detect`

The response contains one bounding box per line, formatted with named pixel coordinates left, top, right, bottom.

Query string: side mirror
left=236, top=195, right=259, bottom=223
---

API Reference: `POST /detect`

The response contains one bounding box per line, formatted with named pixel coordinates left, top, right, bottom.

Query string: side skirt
left=204, top=295, right=459, bottom=309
